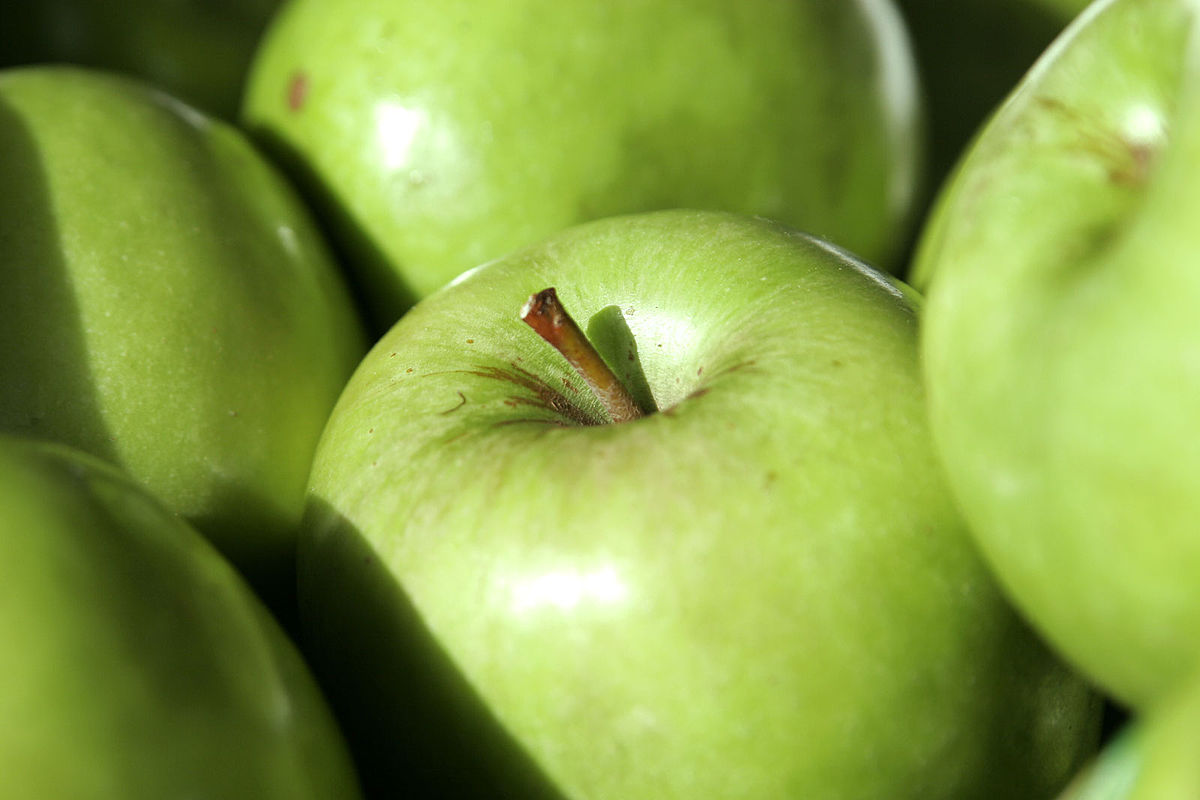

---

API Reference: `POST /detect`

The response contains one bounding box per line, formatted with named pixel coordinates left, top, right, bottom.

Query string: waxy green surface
left=243, top=0, right=922, bottom=328
left=0, top=436, right=360, bottom=799
left=917, top=0, right=1200, bottom=707
left=301, top=210, right=1101, bottom=799
left=0, top=67, right=366, bottom=604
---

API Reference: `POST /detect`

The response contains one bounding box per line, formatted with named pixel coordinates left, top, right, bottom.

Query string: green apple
left=299, top=209, right=1101, bottom=799
left=242, top=0, right=923, bottom=329
left=0, top=434, right=361, bottom=798
left=0, top=66, right=366, bottom=612
left=915, top=0, right=1200, bottom=708
left=1057, top=674, right=1200, bottom=799
left=895, top=0, right=1091, bottom=198
left=0, top=0, right=282, bottom=119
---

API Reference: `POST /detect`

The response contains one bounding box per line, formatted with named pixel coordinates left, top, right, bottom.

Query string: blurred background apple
left=243, top=0, right=924, bottom=329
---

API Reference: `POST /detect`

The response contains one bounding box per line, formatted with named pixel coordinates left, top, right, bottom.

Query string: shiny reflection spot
left=510, top=565, right=628, bottom=614
left=375, top=100, right=428, bottom=170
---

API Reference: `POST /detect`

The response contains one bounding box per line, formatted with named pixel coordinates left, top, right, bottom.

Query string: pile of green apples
left=2, top=0, right=1199, bottom=797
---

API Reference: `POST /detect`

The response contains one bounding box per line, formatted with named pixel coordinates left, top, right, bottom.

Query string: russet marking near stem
left=422, top=362, right=602, bottom=427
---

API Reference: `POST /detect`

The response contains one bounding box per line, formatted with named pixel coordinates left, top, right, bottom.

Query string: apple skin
left=0, top=66, right=367, bottom=611
left=894, top=0, right=1090, bottom=196
left=0, top=435, right=361, bottom=798
left=0, top=0, right=281, bottom=119
left=299, top=209, right=1102, bottom=799
left=915, top=0, right=1200, bottom=708
left=242, top=0, right=923, bottom=329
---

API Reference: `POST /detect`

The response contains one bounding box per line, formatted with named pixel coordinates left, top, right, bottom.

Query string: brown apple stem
left=521, top=287, right=645, bottom=424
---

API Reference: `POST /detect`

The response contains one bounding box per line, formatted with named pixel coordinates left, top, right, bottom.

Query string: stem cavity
left=521, top=288, right=646, bottom=424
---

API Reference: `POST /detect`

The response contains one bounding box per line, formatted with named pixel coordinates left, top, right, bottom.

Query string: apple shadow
left=921, top=580, right=1108, bottom=799
left=298, top=496, right=571, bottom=800
left=1098, top=697, right=1130, bottom=746
left=0, top=96, right=117, bottom=465
left=244, top=125, right=417, bottom=336
left=186, top=480, right=307, bottom=639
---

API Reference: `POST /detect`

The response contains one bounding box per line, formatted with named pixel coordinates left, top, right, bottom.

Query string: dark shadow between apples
left=895, top=0, right=1073, bottom=274
left=244, top=125, right=417, bottom=336
left=0, top=2, right=282, bottom=121
left=927, top=581, right=1107, bottom=799
left=0, top=96, right=117, bottom=466
left=187, top=480, right=305, bottom=640
left=298, top=495, right=570, bottom=800
left=1099, top=698, right=1131, bottom=748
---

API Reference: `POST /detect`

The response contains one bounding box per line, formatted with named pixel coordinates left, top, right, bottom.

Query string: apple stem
left=521, top=287, right=646, bottom=424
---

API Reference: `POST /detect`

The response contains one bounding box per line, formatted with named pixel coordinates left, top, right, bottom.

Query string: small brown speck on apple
left=288, top=71, right=309, bottom=112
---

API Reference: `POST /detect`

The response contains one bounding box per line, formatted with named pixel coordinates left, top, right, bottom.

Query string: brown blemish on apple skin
left=288, top=71, right=309, bottom=112
left=719, top=359, right=757, bottom=376
left=662, top=387, right=709, bottom=418
left=491, top=417, right=576, bottom=431
left=470, top=363, right=599, bottom=426
left=426, top=353, right=759, bottom=428
left=1033, top=96, right=1158, bottom=188
left=660, top=359, right=757, bottom=417
left=439, top=391, right=468, bottom=415
left=425, top=362, right=603, bottom=427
